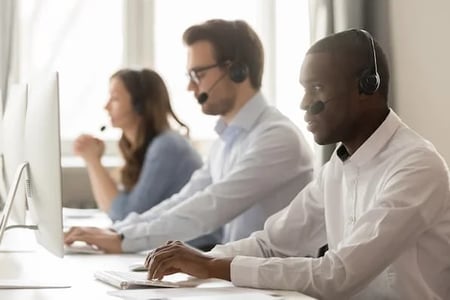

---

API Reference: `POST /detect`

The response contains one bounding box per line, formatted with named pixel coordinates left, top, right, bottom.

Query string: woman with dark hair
left=73, top=68, right=202, bottom=222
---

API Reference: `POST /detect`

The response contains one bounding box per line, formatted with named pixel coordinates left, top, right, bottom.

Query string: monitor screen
left=24, top=72, right=64, bottom=257
left=0, top=88, right=5, bottom=205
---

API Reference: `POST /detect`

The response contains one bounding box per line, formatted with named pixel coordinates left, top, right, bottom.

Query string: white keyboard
left=94, top=270, right=181, bottom=289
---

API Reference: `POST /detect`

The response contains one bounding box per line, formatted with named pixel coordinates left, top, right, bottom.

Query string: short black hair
left=308, top=29, right=390, bottom=99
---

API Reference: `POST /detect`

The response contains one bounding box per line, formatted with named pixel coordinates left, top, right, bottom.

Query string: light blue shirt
left=108, top=131, right=202, bottom=221
left=113, top=92, right=314, bottom=252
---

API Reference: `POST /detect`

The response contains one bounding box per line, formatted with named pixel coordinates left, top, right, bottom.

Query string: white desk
left=0, top=212, right=316, bottom=300
left=0, top=251, right=315, bottom=299
left=0, top=250, right=142, bottom=300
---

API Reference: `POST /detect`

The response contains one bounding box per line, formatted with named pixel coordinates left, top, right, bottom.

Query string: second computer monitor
left=1, top=84, right=28, bottom=225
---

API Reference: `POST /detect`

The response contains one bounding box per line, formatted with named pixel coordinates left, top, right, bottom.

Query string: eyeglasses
left=187, top=63, right=221, bottom=85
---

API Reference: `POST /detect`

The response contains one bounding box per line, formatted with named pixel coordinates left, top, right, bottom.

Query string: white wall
left=389, top=0, right=450, bottom=164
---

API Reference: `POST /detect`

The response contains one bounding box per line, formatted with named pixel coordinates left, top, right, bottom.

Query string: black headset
left=133, top=98, right=144, bottom=114
left=229, top=61, right=248, bottom=83
left=228, top=22, right=249, bottom=83
left=357, top=29, right=381, bottom=95
left=131, top=71, right=145, bottom=114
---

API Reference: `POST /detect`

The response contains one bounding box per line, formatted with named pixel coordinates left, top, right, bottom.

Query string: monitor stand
left=0, top=162, right=70, bottom=289
left=0, top=154, right=9, bottom=210
left=0, top=162, right=33, bottom=243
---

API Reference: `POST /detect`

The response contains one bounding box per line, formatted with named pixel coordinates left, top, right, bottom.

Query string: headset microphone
left=197, top=73, right=228, bottom=105
left=307, top=99, right=333, bottom=115
left=197, top=93, right=208, bottom=105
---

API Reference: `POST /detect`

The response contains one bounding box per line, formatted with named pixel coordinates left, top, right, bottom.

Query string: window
left=14, top=0, right=313, bottom=156
left=16, top=0, right=124, bottom=145
left=274, top=1, right=313, bottom=147
left=153, top=0, right=314, bottom=148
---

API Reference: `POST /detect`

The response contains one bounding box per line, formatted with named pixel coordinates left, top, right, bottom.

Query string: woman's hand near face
left=73, top=134, right=105, bottom=164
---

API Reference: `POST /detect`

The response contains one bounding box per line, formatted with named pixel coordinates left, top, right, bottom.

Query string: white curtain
left=0, top=0, right=16, bottom=207
left=122, top=0, right=155, bottom=68
left=0, top=0, right=16, bottom=113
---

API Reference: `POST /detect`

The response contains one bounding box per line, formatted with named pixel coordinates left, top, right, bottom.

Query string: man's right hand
left=144, top=240, right=232, bottom=281
left=64, top=226, right=122, bottom=254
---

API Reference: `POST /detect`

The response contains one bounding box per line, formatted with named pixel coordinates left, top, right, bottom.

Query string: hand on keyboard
left=64, top=241, right=104, bottom=254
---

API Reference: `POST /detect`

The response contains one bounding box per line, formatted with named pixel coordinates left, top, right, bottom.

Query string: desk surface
left=0, top=211, right=315, bottom=300
left=0, top=251, right=314, bottom=300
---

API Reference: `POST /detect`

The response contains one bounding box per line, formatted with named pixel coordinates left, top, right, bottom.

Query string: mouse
left=128, top=262, right=148, bottom=272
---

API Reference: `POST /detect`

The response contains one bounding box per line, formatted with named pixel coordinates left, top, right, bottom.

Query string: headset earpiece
left=359, top=68, right=380, bottom=95
left=133, top=71, right=146, bottom=114
left=228, top=62, right=248, bottom=83
left=227, top=21, right=249, bottom=84
left=132, top=97, right=144, bottom=115
left=357, top=29, right=381, bottom=95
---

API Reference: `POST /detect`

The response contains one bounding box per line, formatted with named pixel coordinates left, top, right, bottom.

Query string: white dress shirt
left=112, top=92, right=314, bottom=252
left=210, top=110, right=450, bottom=300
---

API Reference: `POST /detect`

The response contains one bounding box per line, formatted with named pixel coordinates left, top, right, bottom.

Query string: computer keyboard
left=94, top=270, right=181, bottom=289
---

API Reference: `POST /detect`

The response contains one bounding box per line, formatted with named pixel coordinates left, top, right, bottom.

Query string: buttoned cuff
left=230, top=256, right=261, bottom=288
left=118, top=226, right=149, bottom=253
left=206, top=244, right=230, bottom=258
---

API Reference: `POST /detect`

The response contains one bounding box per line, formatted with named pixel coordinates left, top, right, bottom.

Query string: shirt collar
left=214, top=92, right=267, bottom=135
left=336, top=109, right=402, bottom=165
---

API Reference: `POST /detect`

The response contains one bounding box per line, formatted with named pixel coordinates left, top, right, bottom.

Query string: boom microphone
left=197, top=93, right=208, bottom=105
left=197, top=73, right=228, bottom=105
left=307, top=99, right=333, bottom=115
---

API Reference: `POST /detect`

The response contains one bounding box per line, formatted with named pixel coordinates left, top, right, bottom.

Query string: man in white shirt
left=64, top=20, right=314, bottom=253
left=144, top=29, right=450, bottom=299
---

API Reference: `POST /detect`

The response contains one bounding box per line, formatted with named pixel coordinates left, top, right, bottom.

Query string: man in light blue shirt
left=64, top=19, right=314, bottom=253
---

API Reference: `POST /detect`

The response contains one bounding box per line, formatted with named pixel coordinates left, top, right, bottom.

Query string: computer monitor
left=0, top=73, right=64, bottom=258
left=1, top=84, right=28, bottom=225
left=0, top=88, right=6, bottom=204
